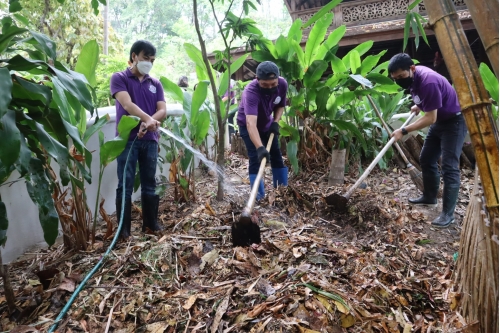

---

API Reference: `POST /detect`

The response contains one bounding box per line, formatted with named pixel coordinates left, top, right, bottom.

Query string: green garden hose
left=48, top=133, right=141, bottom=332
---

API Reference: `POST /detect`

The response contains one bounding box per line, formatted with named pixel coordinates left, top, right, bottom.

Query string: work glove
left=256, top=146, right=270, bottom=164
left=269, top=121, right=280, bottom=135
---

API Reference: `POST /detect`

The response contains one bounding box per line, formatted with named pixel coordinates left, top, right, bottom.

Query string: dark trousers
left=420, top=114, right=467, bottom=187
left=239, top=125, right=285, bottom=174
left=116, top=140, right=158, bottom=199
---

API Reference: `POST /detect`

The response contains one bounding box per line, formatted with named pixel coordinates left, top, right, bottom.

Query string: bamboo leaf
left=302, top=0, right=341, bottom=28
left=408, top=0, right=421, bottom=11
left=403, top=12, right=412, bottom=52
left=415, top=13, right=429, bottom=46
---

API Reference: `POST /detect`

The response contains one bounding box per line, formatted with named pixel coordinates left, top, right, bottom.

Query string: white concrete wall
left=1, top=104, right=186, bottom=263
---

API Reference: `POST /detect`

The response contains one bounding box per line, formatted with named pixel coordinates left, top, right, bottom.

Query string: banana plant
left=160, top=76, right=214, bottom=201
left=0, top=15, right=96, bottom=249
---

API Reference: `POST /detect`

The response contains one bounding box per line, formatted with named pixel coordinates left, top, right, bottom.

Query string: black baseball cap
left=256, top=61, right=279, bottom=80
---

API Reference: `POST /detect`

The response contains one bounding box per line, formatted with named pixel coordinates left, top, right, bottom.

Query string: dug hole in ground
left=0, top=147, right=474, bottom=333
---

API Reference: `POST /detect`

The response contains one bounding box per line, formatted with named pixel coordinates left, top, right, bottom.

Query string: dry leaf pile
left=0, top=152, right=475, bottom=332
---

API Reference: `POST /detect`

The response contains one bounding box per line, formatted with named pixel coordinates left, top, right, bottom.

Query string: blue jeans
left=420, top=114, right=467, bottom=187
left=116, top=140, right=158, bottom=199
left=239, top=125, right=285, bottom=174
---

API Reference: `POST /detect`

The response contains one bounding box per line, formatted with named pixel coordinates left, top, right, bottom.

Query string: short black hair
left=129, top=40, right=156, bottom=63
left=388, top=53, right=414, bottom=74
left=178, top=76, right=189, bottom=87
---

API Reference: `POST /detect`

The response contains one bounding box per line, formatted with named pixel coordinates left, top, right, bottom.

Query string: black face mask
left=395, top=76, right=413, bottom=89
left=260, top=86, right=278, bottom=95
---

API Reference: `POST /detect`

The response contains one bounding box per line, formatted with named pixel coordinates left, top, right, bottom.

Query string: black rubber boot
left=116, top=197, right=132, bottom=239
left=409, top=174, right=439, bottom=207
left=142, top=194, right=163, bottom=232
left=432, top=185, right=460, bottom=228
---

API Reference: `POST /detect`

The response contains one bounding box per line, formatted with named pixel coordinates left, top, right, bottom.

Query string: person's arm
left=153, top=101, right=167, bottom=121
left=273, top=106, right=284, bottom=122
left=246, top=115, right=263, bottom=149
left=392, top=105, right=437, bottom=141
left=115, top=91, right=159, bottom=130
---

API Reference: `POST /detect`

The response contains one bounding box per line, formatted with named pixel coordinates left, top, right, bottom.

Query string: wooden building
left=221, top=0, right=486, bottom=81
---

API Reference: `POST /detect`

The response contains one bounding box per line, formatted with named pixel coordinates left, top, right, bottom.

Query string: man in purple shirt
left=389, top=53, right=466, bottom=228
left=110, top=40, right=167, bottom=239
left=236, top=61, right=288, bottom=200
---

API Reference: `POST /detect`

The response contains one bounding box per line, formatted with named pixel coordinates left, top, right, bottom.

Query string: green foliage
left=479, top=62, right=499, bottom=121
left=0, top=8, right=101, bottom=248
left=403, top=0, right=429, bottom=52
left=250, top=0, right=406, bottom=173
left=99, top=116, right=141, bottom=167
left=18, top=0, right=122, bottom=68
left=75, top=40, right=99, bottom=87
left=94, top=55, right=127, bottom=107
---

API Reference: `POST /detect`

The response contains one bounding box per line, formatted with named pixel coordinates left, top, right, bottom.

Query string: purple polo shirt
left=110, top=68, right=165, bottom=141
left=236, top=77, right=288, bottom=132
left=409, top=66, right=461, bottom=122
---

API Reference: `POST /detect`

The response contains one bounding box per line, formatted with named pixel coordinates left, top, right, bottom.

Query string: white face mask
left=136, top=60, right=153, bottom=75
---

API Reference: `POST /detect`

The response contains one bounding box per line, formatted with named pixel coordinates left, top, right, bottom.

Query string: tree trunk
left=402, top=136, right=422, bottom=166
left=328, top=149, right=346, bottom=186
left=0, top=251, right=16, bottom=313
left=423, top=1, right=499, bottom=332
left=192, top=0, right=224, bottom=201
left=399, top=143, right=421, bottom=171
left=463, top=0, right=499, bottom=77
left=103, top=4, right=109, bottom=55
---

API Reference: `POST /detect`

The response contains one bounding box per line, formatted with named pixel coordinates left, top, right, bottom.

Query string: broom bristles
left=407, top=164, right=425, bottom=193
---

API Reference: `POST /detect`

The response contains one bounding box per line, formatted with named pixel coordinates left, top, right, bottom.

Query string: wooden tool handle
left=344, top=113, right=416, bottom=199
left=363, top=86, right=411, bottom=165
left=244, top=132, right=275, bottom=214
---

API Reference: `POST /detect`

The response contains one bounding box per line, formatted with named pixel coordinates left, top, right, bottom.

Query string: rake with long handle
left=363, top=87, right=425, bottom=193
left=231, top=133, right=275, bottom=246
left=330, top=113, right=416, bottom=212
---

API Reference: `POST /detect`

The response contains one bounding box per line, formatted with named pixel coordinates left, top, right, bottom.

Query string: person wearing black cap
left=236, top=61, right=288, bottom=200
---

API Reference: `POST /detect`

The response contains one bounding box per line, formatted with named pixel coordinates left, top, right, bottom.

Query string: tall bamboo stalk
left=463, top=0, right=499, bottom=77
left=422, top=1, right=499, bottom=332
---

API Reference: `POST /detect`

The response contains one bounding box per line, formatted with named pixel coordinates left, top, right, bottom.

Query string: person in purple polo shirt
left=389, top=53, right=466, bottom=228
left=236, top=61, right=288, bottom=200
left=110, top=40, right=167, bottom=239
